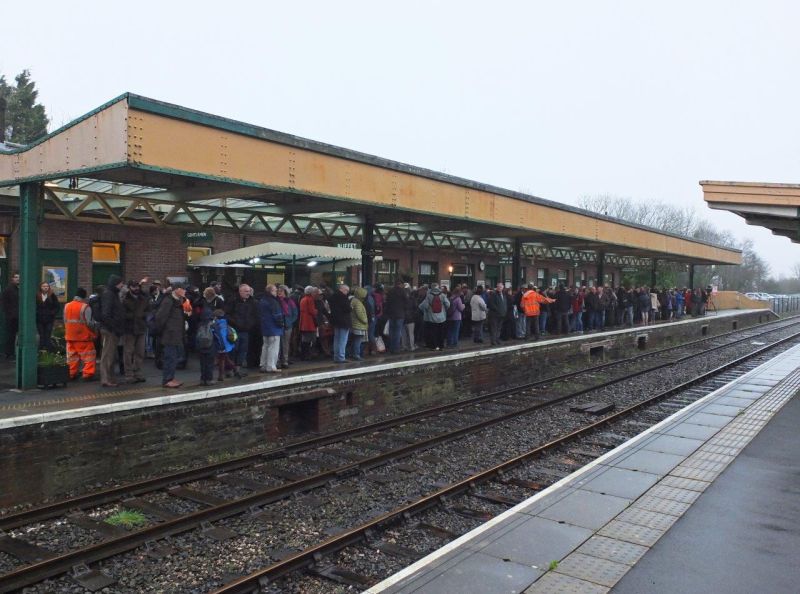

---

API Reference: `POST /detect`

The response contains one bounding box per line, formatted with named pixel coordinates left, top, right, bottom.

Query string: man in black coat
left=122, top=280, right=149, bottom=383
left=2, top=272, right=20, bottom=359
left=486, top=283, right=508, bottom=345
left=156, top=282, right=188, bottom=388
left=225, top=283, right=259, bottom=374
left=384, top=280, right=408, bottom=354
left=554, top=284, right=572, bottom=335
left=328, top=284, right=352, bottom=363
left=99, top=274, right=125, bottom=387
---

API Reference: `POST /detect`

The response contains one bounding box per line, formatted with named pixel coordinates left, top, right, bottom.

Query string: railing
left=768, top=296, right=800, bottom=314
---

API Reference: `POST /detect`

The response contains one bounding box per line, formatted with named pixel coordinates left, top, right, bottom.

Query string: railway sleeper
left=309, top=564, right=374, bottom=588
left=0, top=533, right=55, bottom=563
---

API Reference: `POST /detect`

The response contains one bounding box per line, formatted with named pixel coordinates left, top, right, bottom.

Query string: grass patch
left=548, top=560, right=559, bottom=571
left=105, top=509, right=147, bottom=529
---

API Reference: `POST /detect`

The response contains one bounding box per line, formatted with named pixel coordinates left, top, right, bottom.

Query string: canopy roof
left=191, top=241, right=374, bottom=267
left=702, top=180, right=800, bottom=243
left=0, top=93, right=742, bottom=266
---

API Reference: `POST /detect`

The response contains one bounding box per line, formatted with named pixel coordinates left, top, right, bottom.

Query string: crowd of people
left=0, top=272, right=712, bottom=389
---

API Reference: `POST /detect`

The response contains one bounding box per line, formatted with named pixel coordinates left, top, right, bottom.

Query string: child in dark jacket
left=212, top=309, right=238, bottom=381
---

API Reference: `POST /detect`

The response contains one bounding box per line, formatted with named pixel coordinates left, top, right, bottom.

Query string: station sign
left=181, top=230, right=213, bottom=244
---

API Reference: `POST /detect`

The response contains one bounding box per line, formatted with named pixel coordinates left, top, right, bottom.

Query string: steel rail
left=1, top=326, right=797, bottom=593
left=211, top=329, right=800, bottom=594
left=2, top=316, right=792, bottom=531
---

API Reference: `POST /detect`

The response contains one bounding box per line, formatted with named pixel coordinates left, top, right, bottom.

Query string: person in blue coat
left=259, top=284, right=284, bottom=373
left=212, top=308, right=238, bottom=382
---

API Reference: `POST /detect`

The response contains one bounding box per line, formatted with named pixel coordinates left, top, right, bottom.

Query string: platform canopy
left=191, top=240, right=376, bottom=267
left=702, top=180, right=800, bottom=243
left=0, top=93, right=741, bottom=267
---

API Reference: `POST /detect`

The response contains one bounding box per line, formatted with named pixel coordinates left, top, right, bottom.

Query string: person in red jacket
left=299, top=286, right=319, bottom=360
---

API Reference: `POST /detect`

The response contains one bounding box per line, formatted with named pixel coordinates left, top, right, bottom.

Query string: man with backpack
left=419, top=283, right=450, bottom=351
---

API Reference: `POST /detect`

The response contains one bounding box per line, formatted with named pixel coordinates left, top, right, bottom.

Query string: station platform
left=367, top=336, right=800, bottom=593
left=0, top=308, right=757, bottom=429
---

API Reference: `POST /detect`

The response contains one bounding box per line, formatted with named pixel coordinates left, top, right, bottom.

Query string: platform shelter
left=0, top=94, right=740, bottom=388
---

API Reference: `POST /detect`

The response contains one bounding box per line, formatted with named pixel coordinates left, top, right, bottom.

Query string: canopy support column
left=596, top=251, right=605, bottom=286
left=689, top=264, right=695, bottom=290
left=17, top=182, right=40, bottom=389
left=361, top=215, right=375, bottom=287
left=512, top=238, right=521, bottom=288
left=651, top=259, right=658, bottom=287
left=290, top=255, right=296, bottom=288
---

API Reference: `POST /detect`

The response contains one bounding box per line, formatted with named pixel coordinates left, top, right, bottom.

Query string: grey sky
left=3, top=1, right=799, bottom=274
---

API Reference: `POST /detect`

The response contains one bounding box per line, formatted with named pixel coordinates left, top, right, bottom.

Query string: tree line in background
left=578, top=194, right=795, bottom=294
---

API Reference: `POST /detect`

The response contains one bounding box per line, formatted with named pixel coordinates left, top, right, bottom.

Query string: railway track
left=216, top=334, right=794, bottom=593
left=1, top=318, right=798, bottom=593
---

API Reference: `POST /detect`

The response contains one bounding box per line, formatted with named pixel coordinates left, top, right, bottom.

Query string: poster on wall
left=41, top=265, right=68, bottom=302
left=439, top=279, right=450, bottom=290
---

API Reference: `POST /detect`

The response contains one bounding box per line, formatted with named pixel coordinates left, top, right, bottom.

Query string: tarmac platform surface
left=367, top=334, right=800, bottom=593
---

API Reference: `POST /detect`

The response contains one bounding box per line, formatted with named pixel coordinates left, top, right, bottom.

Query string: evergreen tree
left=0, top=70, right=49, bottom=144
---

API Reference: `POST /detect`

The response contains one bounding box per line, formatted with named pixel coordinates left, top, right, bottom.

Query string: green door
left=92, top=263, right=123, bottom=292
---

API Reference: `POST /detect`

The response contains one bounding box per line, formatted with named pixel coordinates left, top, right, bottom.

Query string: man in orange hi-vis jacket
left=64, top=287, right=97, bottom=381
left=521, top=283, right=555, bottom=340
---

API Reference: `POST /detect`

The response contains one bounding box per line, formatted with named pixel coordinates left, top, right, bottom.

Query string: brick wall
left=0, top=310, right=770, bottom=507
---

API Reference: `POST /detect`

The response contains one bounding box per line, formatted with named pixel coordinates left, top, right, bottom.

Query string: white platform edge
left=0, top=309, right=759, bottom=430
left=365, top=339, right=800, bottom=593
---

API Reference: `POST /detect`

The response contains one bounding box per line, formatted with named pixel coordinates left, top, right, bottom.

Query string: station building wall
left=0, top=214, right=621, bottom=296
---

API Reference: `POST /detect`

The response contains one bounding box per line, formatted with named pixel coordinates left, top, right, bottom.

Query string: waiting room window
left=188, top=246, right=212, bottom=264
left=92, top=242, right=121, bottom=263
left=375, top=259, right=399, bottom=286
left=418, top=261, right=438, bottom=286
left=537, top=268, right=548, bottom=287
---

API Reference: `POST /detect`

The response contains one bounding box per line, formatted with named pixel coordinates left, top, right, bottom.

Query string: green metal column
left=651, top=259, right=658, bottom=288
left=17, top=182, right=40, bottom=389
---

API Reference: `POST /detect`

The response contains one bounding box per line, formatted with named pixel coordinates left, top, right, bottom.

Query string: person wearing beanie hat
left=99, top=274, right=126, bottom=387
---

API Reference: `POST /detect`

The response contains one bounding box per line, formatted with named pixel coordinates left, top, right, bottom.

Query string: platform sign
left=181, top=231, right=213, bottom=244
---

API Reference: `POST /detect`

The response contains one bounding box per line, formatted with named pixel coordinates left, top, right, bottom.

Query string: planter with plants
left=37, top=350, right=69, bottom=388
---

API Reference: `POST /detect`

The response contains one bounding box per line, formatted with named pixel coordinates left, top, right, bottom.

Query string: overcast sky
left=4, top=1, right=799, bottom=275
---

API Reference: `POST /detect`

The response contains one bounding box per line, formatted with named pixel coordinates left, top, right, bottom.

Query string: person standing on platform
left=98, top=275, right=125, bottom=387
left=36, top=281, right=60, bottom=351
left=259, top=283, right=284, bottom=373
left=486, top=283, right=508, bottom=346
left=446, top=286, right=465, bottom=348
left=196, top=287, right=217, bottom=386
left=384, top=279, right=407, bottom=354
left=350, top=287, right=369, bottom=360
left=298, top=286, right=319, bottom=360
left=225, top=283, right=256, bottom=375
left=64, top=287, right=97, bottom=381
left=329, top=284, right=352, bottom=363
left=155, top=282, right=188, bottom=388
left=122, top=279, right=148, bottom=384
left=554, top=284, right=571, bottom=335
left=470, top=285, right=487, bottom=342
left=277, top=285, right=298, bottom=368
left=419, top=283, right=449, bottom=350
left=2, top=272, right=19, bottom=359
left=403, top=283, right=418, bottom=352
left=521, top=283, right=555, bottom=340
